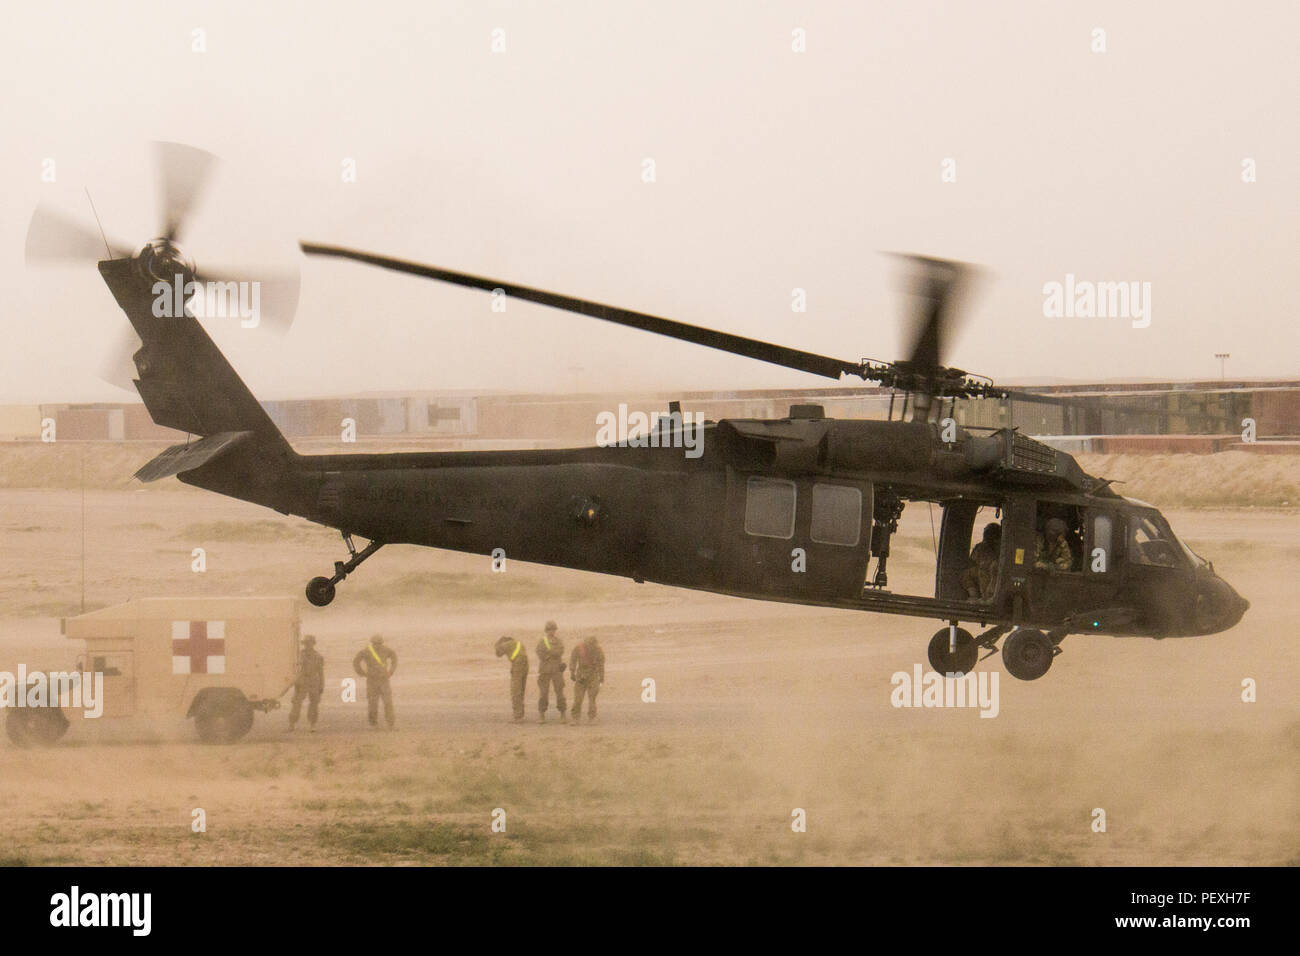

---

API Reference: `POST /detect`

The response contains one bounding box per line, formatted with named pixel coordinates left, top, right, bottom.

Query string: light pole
left=1214, top=353, right=1230, bottom=381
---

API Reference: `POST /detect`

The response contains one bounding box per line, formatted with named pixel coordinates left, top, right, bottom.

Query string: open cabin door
left=720, top=469, right=872, bottom=600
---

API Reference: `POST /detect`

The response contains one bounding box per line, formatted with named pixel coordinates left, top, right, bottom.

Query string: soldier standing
left=352, top=634, right=397, bottom=729
left=495, top=635, right=529, bottom=722
left=569, top=636, right=605, bottom=723
left=536, top=620, right=567, bottom=723
left=289, top=634, right=325, bottom=732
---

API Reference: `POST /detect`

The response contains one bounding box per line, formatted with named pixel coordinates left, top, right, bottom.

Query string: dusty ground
left=0, top=464, right=1296, bottom=865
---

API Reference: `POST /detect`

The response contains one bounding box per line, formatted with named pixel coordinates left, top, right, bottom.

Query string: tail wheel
left=927, top=627, right=977, bottom=675
left=306, top=576, right=336, bottom=607
left=1002, top=628, right=1054, bottom=681
left=195, top=698, right=255, bottom=743
left=5, top=708, right=69, bottom=747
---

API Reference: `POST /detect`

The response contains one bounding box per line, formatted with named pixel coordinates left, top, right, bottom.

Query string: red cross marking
left=172, top=620, right=225, bottom=674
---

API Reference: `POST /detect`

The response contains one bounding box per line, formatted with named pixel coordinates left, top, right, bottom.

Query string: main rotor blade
left=998, top=388, right=1213, bottom=427
left=25, top=203, right=129, bottom=263
left=894, top=254, right=970, bottom=373
left=300, top=242, right=864, bottom=381
left=156, top=141, right=217, bottom=242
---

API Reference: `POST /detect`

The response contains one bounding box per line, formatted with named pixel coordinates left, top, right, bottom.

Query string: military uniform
left=352, top=636, right=397, bottom=728
left=535, top=622, right=567, bottom=722
left=289, top=635, right=325, bottom=730
left=569, top=637, right=605, bottom=722
left=495, top=636, right=529, bottom=721
left=1035, top=533, right=1073, bottom=571
left=961, top=539, right=1000, bottom=599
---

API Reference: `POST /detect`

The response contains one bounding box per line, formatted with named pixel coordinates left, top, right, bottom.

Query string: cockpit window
left=1173, top=530, right=1207, bottom=567
left=1128, top=514, right=1184, bottom=569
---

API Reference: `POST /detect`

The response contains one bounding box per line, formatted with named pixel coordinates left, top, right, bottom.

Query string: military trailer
left=5, top=596, right=299, bottom=745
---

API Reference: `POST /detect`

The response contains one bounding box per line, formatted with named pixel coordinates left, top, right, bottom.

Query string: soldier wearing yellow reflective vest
left=536, top=620, right=567, bottom=723
left=494, top=635, right=529, bottom=722
left=352, top=634, right=397, bottom=729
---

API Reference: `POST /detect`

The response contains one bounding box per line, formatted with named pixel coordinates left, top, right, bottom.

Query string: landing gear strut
left=306, top=532, right=384, bottom=607
left=868, top=490, right=904, bottom=589
left=922, top=623, right=1066, bottom=681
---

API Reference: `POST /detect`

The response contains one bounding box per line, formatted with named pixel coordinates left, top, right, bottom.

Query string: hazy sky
left=2, top=0, right=1297, bottom=403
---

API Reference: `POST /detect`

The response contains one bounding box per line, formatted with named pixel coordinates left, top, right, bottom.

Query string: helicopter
left=31, top=144, right=1249, bottom=682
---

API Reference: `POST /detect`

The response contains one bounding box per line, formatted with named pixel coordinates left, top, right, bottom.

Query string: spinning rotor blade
left=156, top=141, right=217, bottom=242
left=100, top=327, right=143, bottom=392
left=26, top=142, right=300, bottom=391
left=997, top=387, right=1212, bottom=428
left=25, top=203, right=129, bottom=264
left=893, top=254, right=972, bottom=373
left=192, top=265, right=301, bottom=334
left=300, top=242, right=864, bottom=381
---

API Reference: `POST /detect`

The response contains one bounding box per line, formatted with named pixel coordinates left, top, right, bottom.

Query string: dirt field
left=0, top=458, right=1297, bottom=866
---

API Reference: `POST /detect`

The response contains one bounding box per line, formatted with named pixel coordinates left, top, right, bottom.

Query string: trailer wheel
left=194, top=697, right=255, bottom=744
left=5, top=708, right=69, bottom=747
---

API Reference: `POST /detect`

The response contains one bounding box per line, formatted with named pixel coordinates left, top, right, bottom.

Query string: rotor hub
left=135, top=237, right=195, bottom=284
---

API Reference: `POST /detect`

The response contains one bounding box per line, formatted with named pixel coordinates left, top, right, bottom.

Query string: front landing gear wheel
left=928, top=627, right=977, bottom=675
left=306, top=576, right=336, bottom=607
left=1002, top=628, right=1054, bottom=681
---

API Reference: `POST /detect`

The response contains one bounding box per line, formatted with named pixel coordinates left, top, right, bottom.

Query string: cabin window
left=1090, top=514, right=1113, bottom=573
left=1129, top=514, right=1181, bottom=568
left=1034, top=502, right=1083, bottom=572
left=91, top=655, right=123, bottom=676
left=744, top=477, right=796, bottom=539
left=810, top=484, right=862, bottom=547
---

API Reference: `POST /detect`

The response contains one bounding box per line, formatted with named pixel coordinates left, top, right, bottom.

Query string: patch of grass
left=605, top=846, right=678, bottom=866
left=316, top=821, right=500, bottom=860
left=380, top=774, right=429, bottom=794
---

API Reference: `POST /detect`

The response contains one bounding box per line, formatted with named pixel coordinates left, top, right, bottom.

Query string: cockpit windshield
left=1129, top=512, right=1193, bottom=569
left=1171, top=527, right=1207, bottom=567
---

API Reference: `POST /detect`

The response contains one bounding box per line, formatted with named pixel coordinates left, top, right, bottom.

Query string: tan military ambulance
left=5, top=596, right=299, bottom=745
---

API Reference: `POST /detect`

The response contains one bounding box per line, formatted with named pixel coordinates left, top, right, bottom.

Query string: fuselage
left=179, top=414, right=1248, bottom=639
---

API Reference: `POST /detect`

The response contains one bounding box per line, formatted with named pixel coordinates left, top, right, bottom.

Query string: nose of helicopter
left=1194, top=574, right=1250, bottom=634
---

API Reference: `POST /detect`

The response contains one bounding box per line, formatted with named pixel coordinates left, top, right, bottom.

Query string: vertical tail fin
left=98, top=257, right=293, bottom=459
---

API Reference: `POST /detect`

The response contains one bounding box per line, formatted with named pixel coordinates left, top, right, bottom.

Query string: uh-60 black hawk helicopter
left=37, top=144, right=1248, bottom=684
